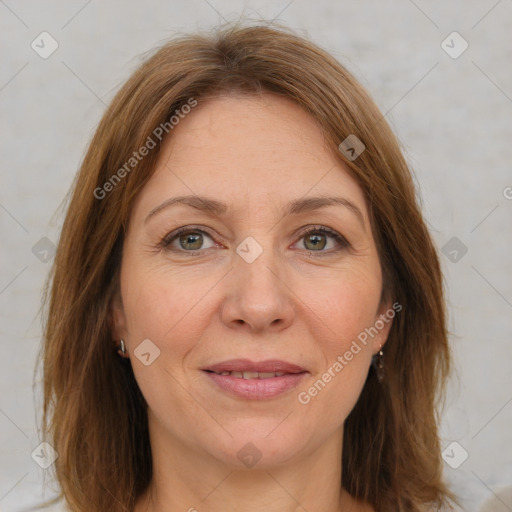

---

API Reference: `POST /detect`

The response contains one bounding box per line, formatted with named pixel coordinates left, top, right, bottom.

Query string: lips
left=202, top=359, right=308, bottom=399
left=207, top=370, right=287, bottom=379
left=203, top=358, right=307, bottom=375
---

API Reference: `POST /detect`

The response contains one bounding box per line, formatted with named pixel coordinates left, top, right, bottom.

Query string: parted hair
left=37, top=23, right=456, bottom=512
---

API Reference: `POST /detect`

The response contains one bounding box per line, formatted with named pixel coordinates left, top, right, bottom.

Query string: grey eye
left=303, top=233, right=328, bottom=251
left=167, top=230, right=216, bottom=251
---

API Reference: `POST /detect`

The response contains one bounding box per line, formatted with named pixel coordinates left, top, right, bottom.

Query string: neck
left=135, top=422, right=372, bottom=512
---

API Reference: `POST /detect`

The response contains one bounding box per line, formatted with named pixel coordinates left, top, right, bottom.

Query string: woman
left=38, top=23, right=457, bottom=511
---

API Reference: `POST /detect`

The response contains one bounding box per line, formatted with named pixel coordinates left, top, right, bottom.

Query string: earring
left=117, top=339, right=126, bottom=358
left=372, top=345, right=385, bottom=383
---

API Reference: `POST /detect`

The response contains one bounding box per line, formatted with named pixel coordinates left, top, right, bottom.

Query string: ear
left=371, top=299, right=399, bottom=355
left=109, top=291, right=128, bottom=347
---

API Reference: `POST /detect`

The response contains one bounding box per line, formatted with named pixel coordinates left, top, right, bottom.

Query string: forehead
left=131, top=93, right=368, bottom=222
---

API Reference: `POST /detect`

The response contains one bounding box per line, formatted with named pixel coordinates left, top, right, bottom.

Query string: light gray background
left=1, top=1, right=511, bottom=511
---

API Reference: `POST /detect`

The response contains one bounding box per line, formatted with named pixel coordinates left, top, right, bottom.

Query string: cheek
left=297, top=284, right=377, bottom=429
left=303, top=269, right=382, bottom=351
left=120, top=258, right=213, bottom=350
left=120, top=268, right=212, bottom=426
left=294, top=269, right=380, bottom=416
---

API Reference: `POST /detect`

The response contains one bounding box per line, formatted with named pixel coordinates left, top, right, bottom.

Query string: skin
left=112, top=93, right=392, bottom=512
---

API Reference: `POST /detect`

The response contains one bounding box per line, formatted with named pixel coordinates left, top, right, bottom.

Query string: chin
left=200, top=425, right=311, bottom=470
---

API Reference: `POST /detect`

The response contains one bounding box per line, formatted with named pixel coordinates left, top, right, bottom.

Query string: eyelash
left=159, top=225, right=349, bottom=257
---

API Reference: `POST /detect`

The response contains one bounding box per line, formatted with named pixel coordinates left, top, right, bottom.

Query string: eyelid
left=159, top=224, right=349, bottom=254
left=160, top=225, right=221, bottom=251
left=292, top=225, right=349, bottom=253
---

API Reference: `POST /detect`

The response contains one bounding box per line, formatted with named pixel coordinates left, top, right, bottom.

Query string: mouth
left=204, top=370, right=292, bottom=379
left=201, top=359, right=308, bottom=399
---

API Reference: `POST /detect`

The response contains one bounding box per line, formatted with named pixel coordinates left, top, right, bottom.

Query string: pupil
left=180, top=233, right=202, bottom=250
left=306, top=234, right=326, bottom=250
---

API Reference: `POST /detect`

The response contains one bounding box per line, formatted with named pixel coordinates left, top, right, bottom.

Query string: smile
left=206, top=370, right=288, bottom=379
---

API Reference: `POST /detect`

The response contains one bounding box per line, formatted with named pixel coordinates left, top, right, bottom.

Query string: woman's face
left=113, top=93, right=392, bottom=469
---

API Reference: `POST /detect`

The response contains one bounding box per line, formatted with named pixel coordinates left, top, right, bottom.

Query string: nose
left=220, top=246, right=295, bottom=334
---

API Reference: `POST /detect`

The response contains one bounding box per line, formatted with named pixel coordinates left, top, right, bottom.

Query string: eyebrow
left=144, top=194, right=366, bottom=229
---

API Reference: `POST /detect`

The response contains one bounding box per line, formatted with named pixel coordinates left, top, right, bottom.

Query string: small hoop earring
left=372, top=345, right=385, bottom=383
left=117, top=339, right=126, bottom=358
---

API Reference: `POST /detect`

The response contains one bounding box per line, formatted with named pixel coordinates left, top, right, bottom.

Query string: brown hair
left=37, top=23, right=456, bottom=511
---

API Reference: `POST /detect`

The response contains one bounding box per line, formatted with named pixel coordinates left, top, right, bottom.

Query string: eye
left=160, top=225, right=349, bottom=256
left=161, top=227, right=218, bottom=253
left=294, top=226, right=349, bottom=254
